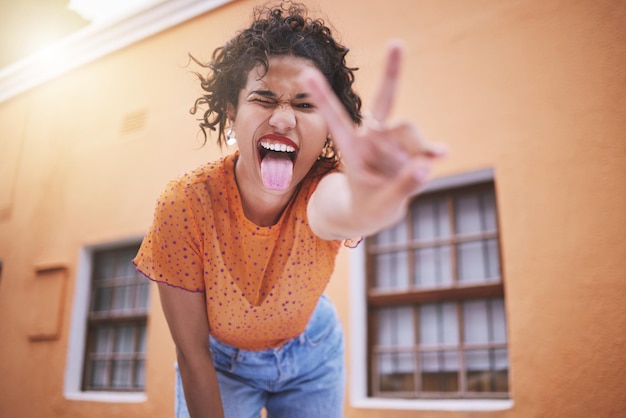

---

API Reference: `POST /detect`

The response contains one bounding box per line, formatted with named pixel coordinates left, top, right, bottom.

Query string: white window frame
left=348, top=168, right=514, bottom=411
left=64, top=237, right=146, bottom=403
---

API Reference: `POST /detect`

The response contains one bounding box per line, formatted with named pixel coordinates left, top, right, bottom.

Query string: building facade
left=1, top=0, right=625, bottom=417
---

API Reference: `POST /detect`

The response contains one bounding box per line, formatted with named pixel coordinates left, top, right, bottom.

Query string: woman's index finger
left=369, top=41, right=404, bottom=122
left=302, top=68, right=355, bottom=153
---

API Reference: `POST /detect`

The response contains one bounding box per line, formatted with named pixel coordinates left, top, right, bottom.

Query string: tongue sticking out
left=260, top=151, right=294, bottom=190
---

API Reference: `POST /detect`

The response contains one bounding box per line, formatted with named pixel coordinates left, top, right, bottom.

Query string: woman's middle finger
left=369, top=41, right=404, bottom=123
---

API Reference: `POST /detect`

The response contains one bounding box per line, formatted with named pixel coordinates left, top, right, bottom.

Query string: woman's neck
left=234, top=156, right=297, bottom=227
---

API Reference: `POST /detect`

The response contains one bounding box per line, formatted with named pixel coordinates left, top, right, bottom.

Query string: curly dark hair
left=190, top=1, right=362, bottom=168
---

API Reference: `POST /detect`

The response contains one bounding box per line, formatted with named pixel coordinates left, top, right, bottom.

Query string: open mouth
left=257, top=135, right=299, bottom=191
left=258, top=136, right=298, bottom=161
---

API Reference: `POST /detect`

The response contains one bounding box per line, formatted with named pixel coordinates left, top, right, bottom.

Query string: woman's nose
left=269, top=105, right=296, bottom=132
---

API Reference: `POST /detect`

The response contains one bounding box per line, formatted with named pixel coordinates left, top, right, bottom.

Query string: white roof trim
left=0, top=0, right=232, bottom=103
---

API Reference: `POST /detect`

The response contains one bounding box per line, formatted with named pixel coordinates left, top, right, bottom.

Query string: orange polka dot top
left=133, top=152, right=342, bottom=351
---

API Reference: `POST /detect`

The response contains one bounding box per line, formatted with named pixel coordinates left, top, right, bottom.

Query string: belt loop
left=231, top=348, right=240, bottom=372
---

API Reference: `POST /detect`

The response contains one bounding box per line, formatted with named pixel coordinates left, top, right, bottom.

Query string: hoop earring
left=319, top=137, right=333, bottom=159
left=226, top=128, right=237, bottom=146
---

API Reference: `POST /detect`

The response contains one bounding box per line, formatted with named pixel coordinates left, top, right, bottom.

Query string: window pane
left=412, top=197, right=449, bottom=240
left=481, top=191, right=497, bottom=231
left=464, top=299, right=507, bottom=344
left=413, top=245, right=452, bottom=288
left=455, top=190, right=497, bottom=235
left=137, top=325, right=147, bottom=353
left=458, top=240, right=500, bottom=283
left=375, top=217, right=408, bottom=245
left=490, top=299, right=507, bottom=343
left=377, top=352, right=415, bottom=393
left=112, top=360, right=133, bottom=388
left=136, top=282, right=150, bottom=311
left=455, top=194, right=482, bottom=234
left=115, top=325, right=135, bottom=353
left=421, top=350, right=459, bottom=372
left=93, top=287, right=113, bottom=312
left=465, top=349, right=509, bottom=393
left=118, top=261, right=136, bottom=279
left=94, top=252, right=115, bottom=280
left=466, top=349, right=490, bottom=371
left=89, top=360, right=109, bottom=388
left=135, top=360, right=145, bottom=388
left=457, top=241, right=483, bottom=282
left=117, top=248, right=138, bottom=278
left=419, top=303, right=458, bottom=346
left=486, top=238, right=501, bottom=279
left=494, top=348, right=509, bottom=372
left=420, top=351, right=459, bottom=392
left=374, top=251, right=408, bottom=290
left=94, top=326, right=112, bottom=353
left=377, top=307, right=414, bottom=347
left=113, top=285, right=133, bottom=311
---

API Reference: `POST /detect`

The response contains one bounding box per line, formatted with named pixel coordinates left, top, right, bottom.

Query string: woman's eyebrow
left=249, top=89, right=275, bottom=98
left=248, top=90, right=310, bottom=100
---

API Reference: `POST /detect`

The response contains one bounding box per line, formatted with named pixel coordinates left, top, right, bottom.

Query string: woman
left=134, top=2, right=446, bottom=417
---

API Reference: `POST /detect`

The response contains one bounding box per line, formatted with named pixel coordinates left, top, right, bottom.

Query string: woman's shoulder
left=157, top=153, right=236, bottom=206
left=169, top=153, right=235, bottom=189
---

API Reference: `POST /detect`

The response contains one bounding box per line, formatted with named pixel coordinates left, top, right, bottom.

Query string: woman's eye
left=295, top=102, right=314, bottom=109
left=249, top=97, right=275, bottom=106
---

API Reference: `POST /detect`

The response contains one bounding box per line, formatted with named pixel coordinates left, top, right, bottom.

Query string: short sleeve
left=133, top=180, right=205, bottom=292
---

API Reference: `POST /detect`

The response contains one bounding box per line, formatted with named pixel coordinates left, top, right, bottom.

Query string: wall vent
left=120, top=110, right=147, bottom=134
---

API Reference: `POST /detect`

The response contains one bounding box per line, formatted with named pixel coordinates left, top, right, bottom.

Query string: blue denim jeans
left=175, top=295, right=345, bottom=418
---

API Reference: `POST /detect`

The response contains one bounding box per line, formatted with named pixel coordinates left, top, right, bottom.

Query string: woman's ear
left=226, top=103, right=236, bottom=122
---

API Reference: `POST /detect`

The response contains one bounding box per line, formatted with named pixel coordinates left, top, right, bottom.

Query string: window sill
left=351, top=397, right=513, bottom=411
left=64, top=391, right=147, bottom=403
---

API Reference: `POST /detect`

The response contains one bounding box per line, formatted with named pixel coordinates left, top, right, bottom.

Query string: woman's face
left=228, top=55, right=329, bottom=195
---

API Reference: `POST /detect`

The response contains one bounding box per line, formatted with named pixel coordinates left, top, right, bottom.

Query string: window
left=82, top=244, right=150, bottom=392
left=366, top=177, right=509, bottom=400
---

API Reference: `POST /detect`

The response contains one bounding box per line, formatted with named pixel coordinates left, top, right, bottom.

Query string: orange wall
left=0, top=0, right=625, bottom=417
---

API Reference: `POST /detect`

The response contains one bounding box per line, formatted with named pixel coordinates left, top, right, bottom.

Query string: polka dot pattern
left=134, top=152, right=341, bottom=350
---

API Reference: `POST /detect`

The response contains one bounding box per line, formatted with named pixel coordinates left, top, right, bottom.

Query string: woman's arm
left=157, top=283, right=225, bottom=418
left=306, top=42, right=447, bottom=240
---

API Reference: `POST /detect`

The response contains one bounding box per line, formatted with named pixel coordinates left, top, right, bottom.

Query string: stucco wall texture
left=0, top=0, right=624, bottom=417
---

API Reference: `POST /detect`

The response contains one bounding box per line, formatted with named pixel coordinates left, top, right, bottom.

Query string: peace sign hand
left=304, top=41, right=447, bottom=238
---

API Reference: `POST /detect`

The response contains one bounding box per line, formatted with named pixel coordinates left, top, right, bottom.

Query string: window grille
left=367, top=183, right=509, bottom=399
left=82, top=245, right=149, bottom=391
